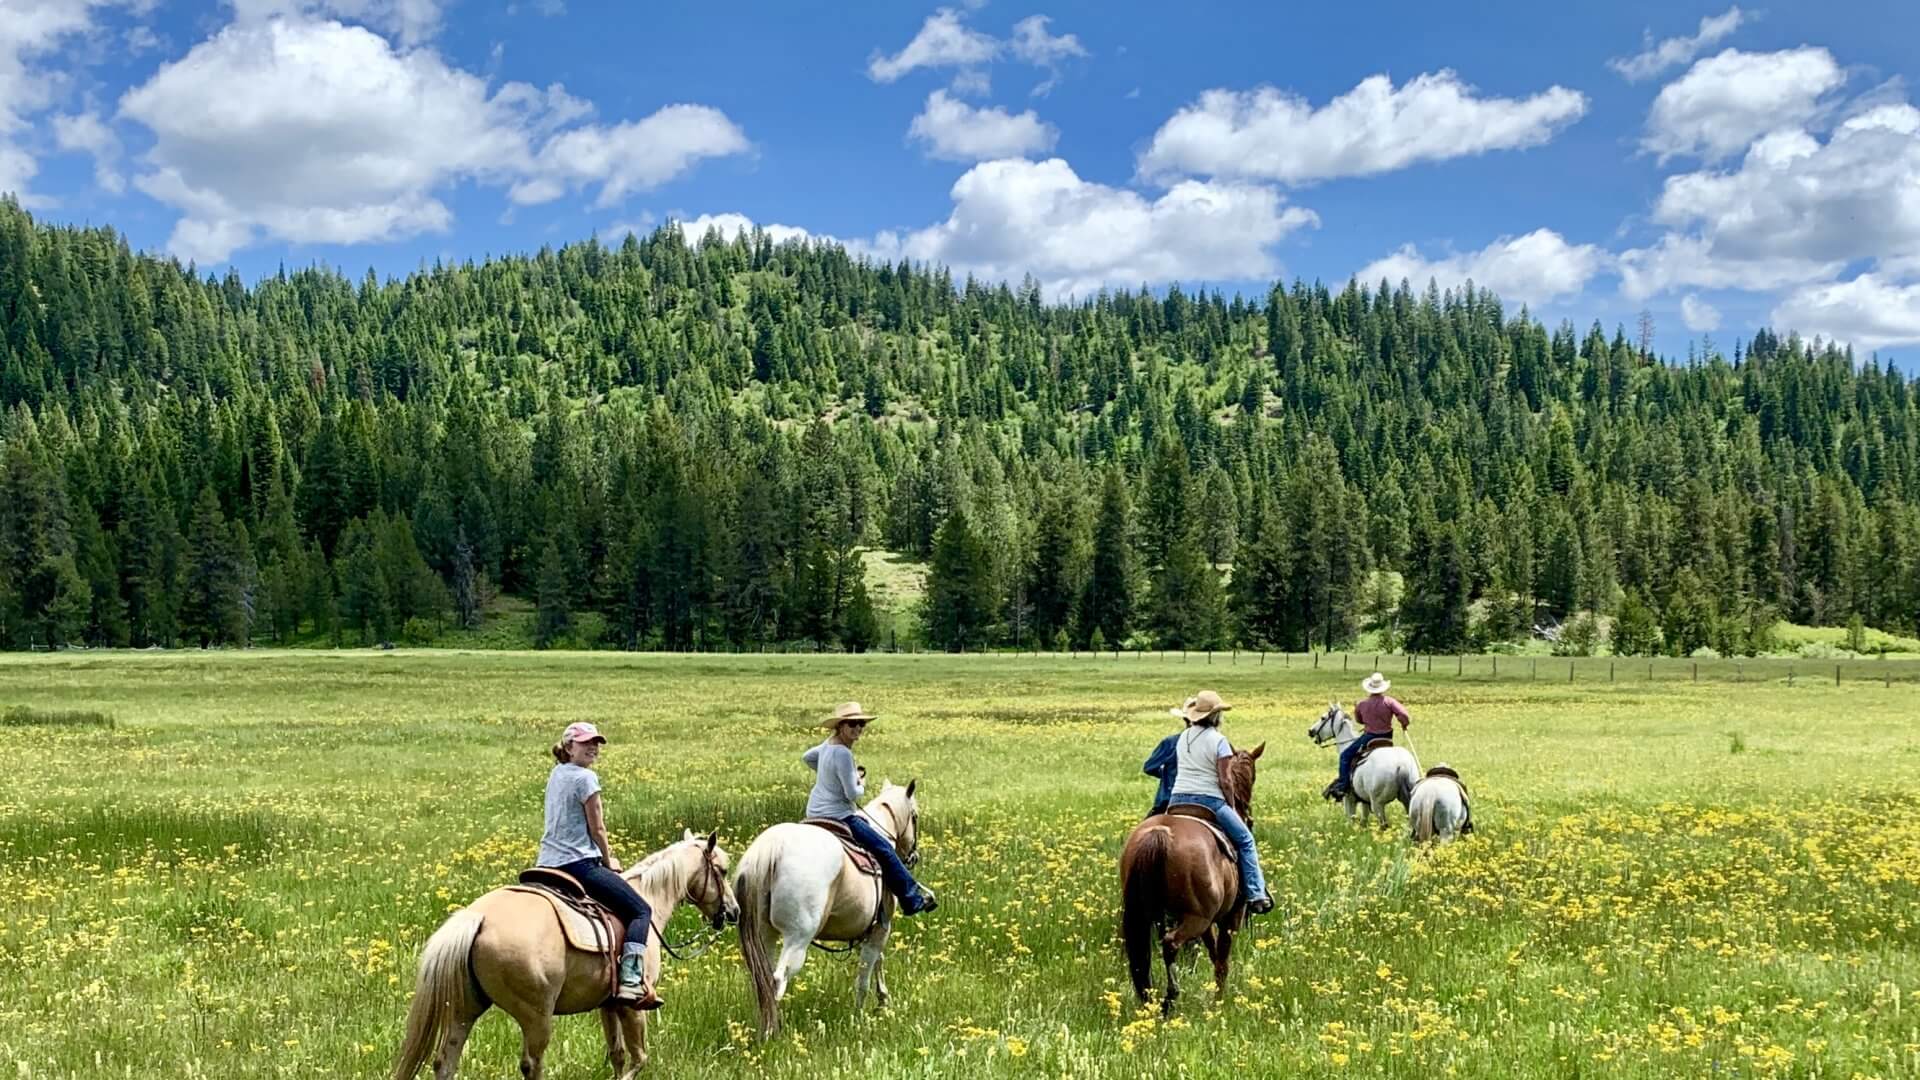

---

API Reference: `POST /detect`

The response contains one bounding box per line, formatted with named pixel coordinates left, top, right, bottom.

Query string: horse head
left=867, top=779, right=923, bottom=868
left=1308, top=702, right=1347, bottom=746
left=1229, top=743, right=1264, bottom=824
left=676, top=828, right=740, bottom=928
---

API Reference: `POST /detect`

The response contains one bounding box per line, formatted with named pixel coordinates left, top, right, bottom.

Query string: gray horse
left=1308, top=702, right=1421, bottom=829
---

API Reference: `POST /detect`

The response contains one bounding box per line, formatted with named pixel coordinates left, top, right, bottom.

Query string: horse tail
left=1121, top=825, right=1170, bottom=1001
left=734, top=839, right=783, bottom=1037
left=1397, top=765, right=1416, bottom=808
left=393, top=907, right=485, bottom=1080
left=1411, top=791, right=1436, bottom=843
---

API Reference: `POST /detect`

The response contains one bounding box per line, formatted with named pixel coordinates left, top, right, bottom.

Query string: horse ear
left=905, top=778, right=917, bottom=799
left=704, top=830, right=717, bottom=853
left=682, top=828, right=695, bottom=841
left=1249, top=741, right=1265, bottom=760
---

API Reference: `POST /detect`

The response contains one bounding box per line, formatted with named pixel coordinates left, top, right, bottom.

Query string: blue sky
left=8, top=0, right=1920, bottom=363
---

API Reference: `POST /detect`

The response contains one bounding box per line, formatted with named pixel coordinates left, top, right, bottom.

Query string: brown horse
left=1118, top=743, right=1263, bottom=1013
left=393, top=831, right=739, bottom=1080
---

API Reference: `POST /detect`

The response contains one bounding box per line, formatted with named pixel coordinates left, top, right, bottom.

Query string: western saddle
left=509, top=867, right=624, bottom=999
left=800, top=818, right=884, bottom=877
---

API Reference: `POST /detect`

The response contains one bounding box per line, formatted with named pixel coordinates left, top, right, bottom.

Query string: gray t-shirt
left=1169, top=726, right=1232, bottom=799
left=802, top=741, right=864, bottom=819
left=537, top=763, right=603, bottom=867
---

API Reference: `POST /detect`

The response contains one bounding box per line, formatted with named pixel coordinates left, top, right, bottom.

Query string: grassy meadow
left=1, top=651, right=1918, bottom=1078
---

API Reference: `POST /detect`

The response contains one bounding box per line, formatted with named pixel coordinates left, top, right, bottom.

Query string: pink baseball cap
left=562, top=721, right=606, bottom=744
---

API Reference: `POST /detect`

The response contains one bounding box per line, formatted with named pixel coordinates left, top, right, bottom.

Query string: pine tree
left=1149, top=525, right=1228, bottom=649
left=535, top=539, right=572, bottom=648
left=923, top=509, right=993, bottom=650
left=1080, top=468, right=1134, bottom=648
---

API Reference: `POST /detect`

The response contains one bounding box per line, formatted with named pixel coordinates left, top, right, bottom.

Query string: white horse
left=731, top=781, right=922, bottom=1037
left=1408, top=765, right=1473, bottom=843
left=1307, top=702, right=1421, bottom=829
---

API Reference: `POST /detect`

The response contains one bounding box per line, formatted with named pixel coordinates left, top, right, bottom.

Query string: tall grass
left=0, top=652, right=1914, bottom=1078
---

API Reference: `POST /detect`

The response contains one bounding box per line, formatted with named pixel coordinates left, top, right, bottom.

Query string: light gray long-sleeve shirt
left=802, top=740, right=864, bottom=819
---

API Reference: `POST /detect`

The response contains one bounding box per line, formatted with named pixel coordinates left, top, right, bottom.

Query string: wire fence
left=712, top=639, right=1920, bottom=687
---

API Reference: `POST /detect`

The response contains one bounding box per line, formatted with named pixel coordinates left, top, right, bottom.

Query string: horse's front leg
left=599, top=1007, right=626, bottom=1079
left=616, top=1006, right=649, bottom=1077
left=1343, top=794, right=1360, bottom=823
left=872, top=911, right=895, bottom=1007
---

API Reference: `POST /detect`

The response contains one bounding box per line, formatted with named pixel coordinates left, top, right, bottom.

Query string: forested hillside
left=1, top=199, right=1915, bottom=655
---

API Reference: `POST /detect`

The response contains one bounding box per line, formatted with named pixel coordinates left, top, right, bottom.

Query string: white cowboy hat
left=1361, top=672, right=1391, bottom=695
left=821, top=701, right=877, bottom=729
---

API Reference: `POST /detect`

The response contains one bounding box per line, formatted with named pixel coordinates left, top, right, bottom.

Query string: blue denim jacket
left=1144, top=731, right=1181, bottom=813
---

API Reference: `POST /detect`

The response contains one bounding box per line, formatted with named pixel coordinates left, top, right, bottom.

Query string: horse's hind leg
left=774, top=933, right=811, bottom=1002
left=432, top=1001, right=485, bottom=1080
left=511, top=1011, right=552, bottom=1080
left=1159, top=933, right=1181, bottom=1014
left=1209, top=927, right=1236, bottom=999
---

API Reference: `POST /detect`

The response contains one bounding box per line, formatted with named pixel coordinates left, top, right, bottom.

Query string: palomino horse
left=1119, top=743, right=1263, bottom=1013
left=393, top=831, right=739, bottom=1080
left=1408, top=765, right=1473, bottom=843
left=1308, top=702, right=1421, bottom=829
left=732, top=781, right=922, bottom=1037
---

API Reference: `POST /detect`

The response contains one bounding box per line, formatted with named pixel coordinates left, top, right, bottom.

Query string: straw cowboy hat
left=822, top=701, right=877, bottom=728
left=1362, top=672, right=1391, bottom=695
left=1178, top=690, right=1231, bottom=723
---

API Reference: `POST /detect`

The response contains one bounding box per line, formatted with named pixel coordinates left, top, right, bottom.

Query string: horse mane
left=626, top=837, right=714, bottom=901
left=859, top=782, right=919, bottom=845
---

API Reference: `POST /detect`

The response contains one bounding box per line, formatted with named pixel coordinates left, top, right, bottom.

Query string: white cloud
left=52, top=111, right=123, bottom=193
left=1010, top=15, right=1084, bottom=95
left=1618, top=234, right=1841, bottom=300
left=908, top=90, right=1055, bottom=162
left=119, top=18, right=747, bottom=262
left=513, top=106, right=748, bottom=208
left=867, top=8, right=998, bottom=84
left=0, top=0, right=132, bottom=202
left=1138, top=72, right=1587, bottom=185
left=1620, top=102, right=1920, bottom=298
left=1642, top=47, right=1842, bottom=162
left=858, top=157, right=1317, bottom=299
left=1680, top=294, right=1721, bottom=332
left=227, top=0, right=445, bottom=46
left=1771, top=274, right=1920, bottom=351
left=1010, top=15, right=1084, bottom=65
left=1609, top=6, right=1748, bottom=82
left=1354, top=229, right=1607, bottom=306
left=670, top=213, right=813, bottom=246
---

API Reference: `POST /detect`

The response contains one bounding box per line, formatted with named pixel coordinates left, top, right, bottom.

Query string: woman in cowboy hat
left=1164, top=690, right=1274, bottom=915
left=801, top=702, right=938, bottom=915
left=537, top=721, right=663, bottom=1009
left=1327, top=672, right=1411, bottom=800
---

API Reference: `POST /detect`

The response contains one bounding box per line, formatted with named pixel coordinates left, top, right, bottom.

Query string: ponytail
left=551, top=740, right=570, bottom=765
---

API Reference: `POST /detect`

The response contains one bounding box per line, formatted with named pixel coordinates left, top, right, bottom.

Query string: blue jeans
left=1166, top=794, right=1268, bottom=904
left=844, top=814, right=926, bottom=908
left=1337, top=732, right=1391, bottom=787
left=558, top=858, right=651, bottom=953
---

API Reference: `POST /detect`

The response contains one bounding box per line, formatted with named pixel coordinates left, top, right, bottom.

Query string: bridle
left=1309, top=707, right=1351, bottom=748
left=648, top=842, right=733, bottom=961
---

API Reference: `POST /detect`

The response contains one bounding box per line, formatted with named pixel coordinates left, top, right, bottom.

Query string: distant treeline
left=0, top=198, right=1915, bottom=655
